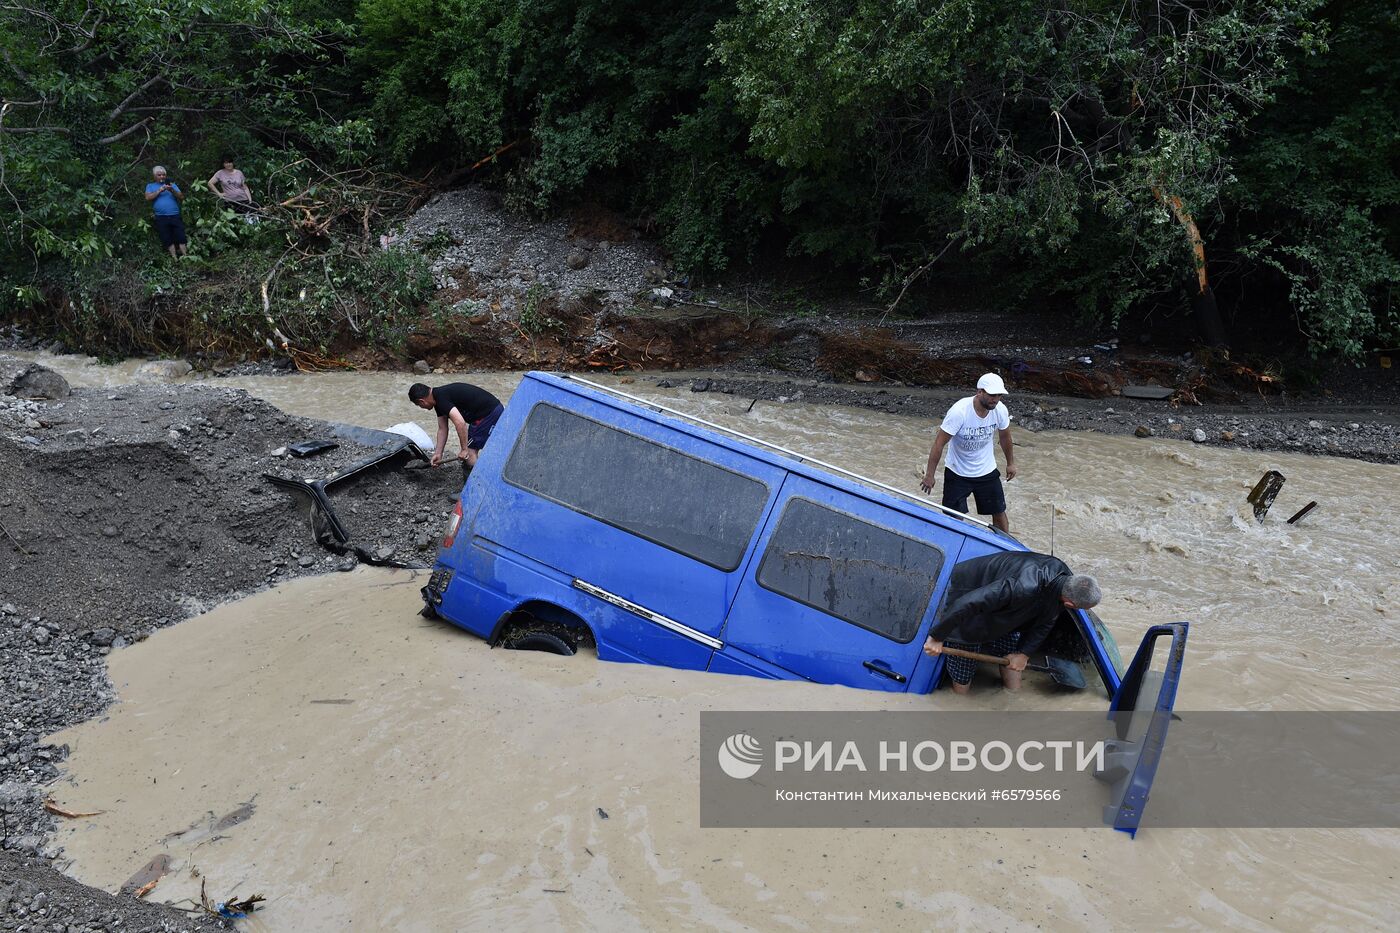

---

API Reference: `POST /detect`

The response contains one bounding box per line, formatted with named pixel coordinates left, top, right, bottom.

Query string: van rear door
left=718, top=476, right=963, bottom=691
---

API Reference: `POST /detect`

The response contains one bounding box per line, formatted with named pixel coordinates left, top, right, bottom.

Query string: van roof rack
left=559, top=374, right=996, bottom=532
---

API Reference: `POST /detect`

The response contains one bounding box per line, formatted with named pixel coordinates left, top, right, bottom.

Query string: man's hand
left=919, top=473, right=935, bottom=494
left=922, top=636, right=944, bottom=657
left=1005, top=652, right=1029, bottom=672
left=430, top=451, right=442, bottom=467
left=459, top=448, right=479, bottom=467
left=1004, top=462, right=1018, bottom=481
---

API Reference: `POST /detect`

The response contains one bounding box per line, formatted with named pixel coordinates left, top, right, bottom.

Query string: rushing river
left=27, top=355, right=1400, bottom=929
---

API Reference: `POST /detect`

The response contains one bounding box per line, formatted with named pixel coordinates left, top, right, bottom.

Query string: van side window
left=757, top=498, right=944, bottom=642
left=502, top=403, right=769, bottom=571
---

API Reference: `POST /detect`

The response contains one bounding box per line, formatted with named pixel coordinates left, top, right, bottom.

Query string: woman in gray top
left=208, top=154, right=255, bottom=214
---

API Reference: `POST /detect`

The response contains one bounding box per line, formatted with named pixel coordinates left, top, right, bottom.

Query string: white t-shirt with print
left=940, top=395, right=1010, bottom=477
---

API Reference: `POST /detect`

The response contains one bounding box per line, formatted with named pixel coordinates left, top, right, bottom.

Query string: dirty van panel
left=720, top=477, right=964, bottom=691
left=469, top=396, right=785, bottom=655
left=501, top=403, right=770, bottom=571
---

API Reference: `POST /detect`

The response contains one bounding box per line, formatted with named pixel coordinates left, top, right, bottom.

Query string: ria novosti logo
left=717, top=733, right=763, bottom=779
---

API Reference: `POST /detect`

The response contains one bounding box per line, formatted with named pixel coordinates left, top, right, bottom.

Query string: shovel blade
left=1026, top=654, right=1087, bottom=689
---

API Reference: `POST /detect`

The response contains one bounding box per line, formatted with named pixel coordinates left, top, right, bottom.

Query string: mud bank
left=1, top=368, right=461, bottom=930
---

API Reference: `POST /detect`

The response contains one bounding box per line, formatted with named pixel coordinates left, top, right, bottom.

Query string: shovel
left=940, top=646, right=1086, bottom=689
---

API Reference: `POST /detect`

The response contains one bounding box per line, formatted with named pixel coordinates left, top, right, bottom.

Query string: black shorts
left=466, top=404, right=504, bottom=450
left=942, top=467, right=1006, bottom=516
left=152, top=214, right=187, bottom=247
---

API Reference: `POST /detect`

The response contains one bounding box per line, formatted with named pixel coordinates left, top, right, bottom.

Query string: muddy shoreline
left=1, top=366, right=463, bottom=931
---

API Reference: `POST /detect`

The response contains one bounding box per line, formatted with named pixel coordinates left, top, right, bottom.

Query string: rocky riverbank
left=1, top=358, right=461, bottom=931
left=668, top=373, right=1400, bottom=465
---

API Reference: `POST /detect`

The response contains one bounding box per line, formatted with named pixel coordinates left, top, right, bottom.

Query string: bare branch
left=0, top=125, right=71, bottom=136
left=98, top=117, right=153, bottom=145
left=109, top=74, right=165, bottom=121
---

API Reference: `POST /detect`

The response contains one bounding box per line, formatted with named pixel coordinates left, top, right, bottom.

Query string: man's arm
left=144, top=187, right=159, bottom=201
left=447, top=408, right=471, bottom=457
left=431, top=415, right=449, bottom=466
left=171, top=184, right=184, bottom=203
left=998, top=426, right=1017, bottom=480
left=920, top=429, right=954, bottom=493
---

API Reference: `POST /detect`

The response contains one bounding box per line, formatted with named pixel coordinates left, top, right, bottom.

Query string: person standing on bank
left=920, top=373, right=1016, bottom=532
left=144, top=165, right=188, bottom=258
left=207, top=154, right=255, bottom=215
left=408, top=382, right=504, bottom=468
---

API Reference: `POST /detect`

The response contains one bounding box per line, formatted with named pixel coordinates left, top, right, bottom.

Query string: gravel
left=391, top=187, right=664, bottom=315
left=672, top=374, right=1400, bottom=464
left=1, top=361, right=461, bottom=930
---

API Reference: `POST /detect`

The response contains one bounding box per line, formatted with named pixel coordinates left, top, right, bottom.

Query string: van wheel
left=502, top=629, right=576, bottom=656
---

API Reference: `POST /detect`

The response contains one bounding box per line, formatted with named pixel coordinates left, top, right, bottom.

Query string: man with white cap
left=920, top=373, right=1017, bottom=532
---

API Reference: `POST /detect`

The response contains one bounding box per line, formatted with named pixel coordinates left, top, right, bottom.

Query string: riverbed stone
left=413, top=360, right=432, bottom=374
left=134, top=359, right=193, bottom=379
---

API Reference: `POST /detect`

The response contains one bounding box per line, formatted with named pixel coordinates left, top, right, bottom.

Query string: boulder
left=0, top=354, right=70, bottom=399
left=135, top=359, right=193, bottom=379
left=565, top=249, right=590, bottom=270
left=413, top=359, right=432, bottom=375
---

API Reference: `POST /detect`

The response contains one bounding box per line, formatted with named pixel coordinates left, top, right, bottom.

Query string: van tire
left=502, top=629, right=576, bottom=656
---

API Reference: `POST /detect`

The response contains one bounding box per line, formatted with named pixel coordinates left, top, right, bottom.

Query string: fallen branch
left=0, top=516, right=28, bottom=555
left=43, top=799, right=104, bottom=818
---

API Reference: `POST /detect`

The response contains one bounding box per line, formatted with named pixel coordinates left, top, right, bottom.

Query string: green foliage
left=1230, top=0, right=1400, bottom=357
left=3, top=0, right=1397, bottom=362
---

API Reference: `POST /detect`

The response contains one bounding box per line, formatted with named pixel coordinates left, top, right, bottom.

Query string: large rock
left=135, top=359, right=193, bottom=379
left=0, top=354, right=70, bottom=399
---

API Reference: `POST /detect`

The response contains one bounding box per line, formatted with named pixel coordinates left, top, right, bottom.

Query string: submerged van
left=423, top=372, right=1188, bottom=833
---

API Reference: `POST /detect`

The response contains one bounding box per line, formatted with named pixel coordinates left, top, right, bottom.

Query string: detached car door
left=1099, top=622, right=1190, bottom=835
left=718, top=476, right=963, bottom=691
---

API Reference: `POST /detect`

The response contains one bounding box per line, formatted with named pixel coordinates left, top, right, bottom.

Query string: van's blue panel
left=721, top=473, right=969, bottom=692
left=439, top=536, right=714, bottom=669
left=709, top=646, right=803, bottom=681
left=466, top=381, right=787, bottom=642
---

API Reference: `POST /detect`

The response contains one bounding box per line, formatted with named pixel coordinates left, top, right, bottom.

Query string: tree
left=0, top=0, right=350, bottom=273
left=714, top=0, right=1322, bottom=340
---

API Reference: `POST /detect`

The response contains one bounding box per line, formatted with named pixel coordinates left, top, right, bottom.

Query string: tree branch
left=0, top=125, right=71, bottom=136
left=98, top=117, right=152, bottom=145
left=108, top=74, right=165, bottom=121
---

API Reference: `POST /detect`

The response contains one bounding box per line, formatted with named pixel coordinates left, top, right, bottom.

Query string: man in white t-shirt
left=919, top=373, right=1017, bottom=532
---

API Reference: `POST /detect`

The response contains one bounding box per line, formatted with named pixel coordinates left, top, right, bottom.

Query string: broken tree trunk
left=1153, top=187, right=1230, bottom=351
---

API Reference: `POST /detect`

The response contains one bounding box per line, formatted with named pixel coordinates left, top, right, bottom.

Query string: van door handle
left=862, top=660, right=907, bottom=684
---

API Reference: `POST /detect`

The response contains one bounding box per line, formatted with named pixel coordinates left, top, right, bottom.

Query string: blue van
left=423, top=372, right=1187, bottom=832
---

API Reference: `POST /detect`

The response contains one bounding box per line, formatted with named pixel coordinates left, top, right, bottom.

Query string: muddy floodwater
left=34, top=359, right=1400, bottom=929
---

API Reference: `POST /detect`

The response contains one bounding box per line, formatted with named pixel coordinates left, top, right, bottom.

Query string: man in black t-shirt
left=408, top=382, right=505, bottom=468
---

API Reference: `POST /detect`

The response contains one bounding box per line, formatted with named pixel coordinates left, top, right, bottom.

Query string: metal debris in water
left=1247, top=470, right=1286, bottom=522
left=1287, top=501, right=1318, bottom=525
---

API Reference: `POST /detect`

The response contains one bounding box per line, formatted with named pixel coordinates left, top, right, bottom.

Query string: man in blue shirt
left=144, top=165, right=188, bottom=258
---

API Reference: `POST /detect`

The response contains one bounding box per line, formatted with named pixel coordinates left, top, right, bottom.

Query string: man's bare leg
left=991, top=511, right=1009, bottom=533
left=950, top=680, right=971, bottom=695
left=1000, top=666, right=1022, bottom=690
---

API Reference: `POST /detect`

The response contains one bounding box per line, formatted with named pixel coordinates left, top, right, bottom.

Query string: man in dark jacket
left=922, top=551, right=1101, bottom=693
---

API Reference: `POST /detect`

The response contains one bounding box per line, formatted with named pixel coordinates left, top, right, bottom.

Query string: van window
left=502, top=403, right=769, bottom=571
left=757, top=498, right=944, bottom=642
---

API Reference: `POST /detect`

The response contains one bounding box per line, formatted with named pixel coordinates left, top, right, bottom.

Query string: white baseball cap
left=976, top=373, right=1008, bottom=395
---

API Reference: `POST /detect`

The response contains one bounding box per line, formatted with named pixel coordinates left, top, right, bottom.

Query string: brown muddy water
left=28, top=356, right=1400, bottom=929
